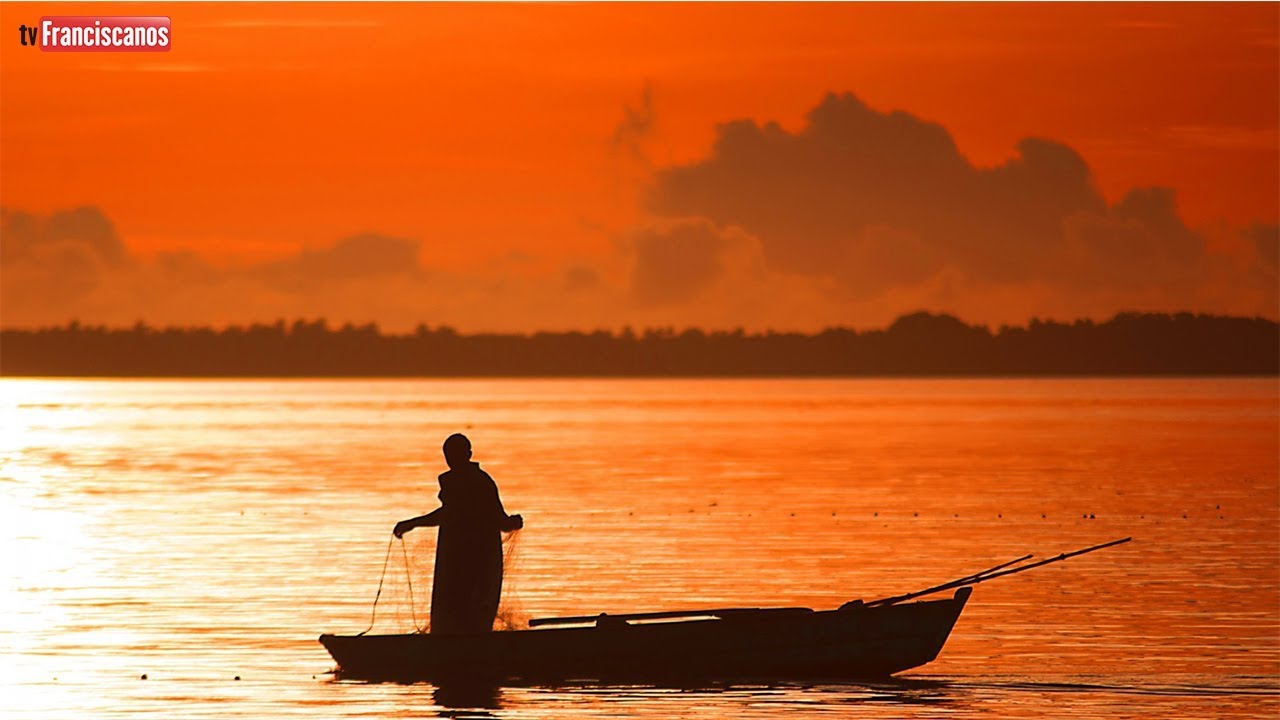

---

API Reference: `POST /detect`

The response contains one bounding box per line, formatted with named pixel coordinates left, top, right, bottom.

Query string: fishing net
left=493, top=528, right=529, bottom=631
left=363, top=527, right=526, bottom=635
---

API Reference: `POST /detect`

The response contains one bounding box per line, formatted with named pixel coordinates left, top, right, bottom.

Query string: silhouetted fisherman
left=394, top=434, right=523, bottom=634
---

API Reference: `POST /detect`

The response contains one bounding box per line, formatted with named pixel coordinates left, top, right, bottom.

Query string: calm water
left=1, top=378, right=1277, bottom=718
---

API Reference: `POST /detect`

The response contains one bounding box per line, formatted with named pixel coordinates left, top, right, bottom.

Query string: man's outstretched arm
left=394, top=507, right=445, bottom=537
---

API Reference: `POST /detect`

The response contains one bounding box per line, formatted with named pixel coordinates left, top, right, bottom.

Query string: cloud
left=1, top=207, right=133, bottom=321
left=651, top=97, right=1114, bottom=286
left=646, top=92, right=1113, bottom=283
left=644, top=91, right=1276, bottom=317
left=0, top=206, right=632, bottom=332
left=1245, top=223, right=1279, bottom=272
left=1062, top=187, right=1205, bottom=293
left=612, top=84, right=656, bottom=161
left=2, top=205, right=128, bottom=267
left=629, top=219, right=730, bottom=306
left=830, top=225, right=945, bottom=299
left=2, top=92, right=1275, bottom=333
left=0, top=208, right=436, bottom=327
left=257, top=233, right=424, bottom=292
left=563, top=265, right=601, bottom=292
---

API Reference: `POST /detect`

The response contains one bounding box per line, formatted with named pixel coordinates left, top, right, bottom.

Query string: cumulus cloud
left=1, top=206, right=133, bottom=321
left=2, top=206, right=129, bottom=268
left=629, top=219, right=730, bottom=306
left=644, top=92, right=1277, bottom=317
left=1063, top=187, right=1204, bottom=291
left=646, top=92, right=1110, bottom=283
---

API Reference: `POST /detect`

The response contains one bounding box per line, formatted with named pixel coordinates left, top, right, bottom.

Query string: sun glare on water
left=0, top=380, right=123, bottom=714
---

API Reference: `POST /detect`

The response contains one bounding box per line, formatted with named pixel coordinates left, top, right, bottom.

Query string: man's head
left=443, top=433, right=472, bottom=470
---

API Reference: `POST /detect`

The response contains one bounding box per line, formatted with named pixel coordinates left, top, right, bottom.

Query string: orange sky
left=1, top=3, right=1277, bottom=331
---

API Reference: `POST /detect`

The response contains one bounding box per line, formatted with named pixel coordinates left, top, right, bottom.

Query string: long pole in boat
left=952, top=553, right=1034, bottom=585
left=862, top=537, right=1132, bottom=608
left=530, top=538, right=1130, bottom=627
left=838, top=553, right=1031, bottom=611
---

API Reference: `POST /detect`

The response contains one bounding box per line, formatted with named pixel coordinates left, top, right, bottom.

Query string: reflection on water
left=334, top=675, right=1280, bottom=718
left=432, top=682, right=503, bottom=718
left=1, top=378, right=1277, bottom=718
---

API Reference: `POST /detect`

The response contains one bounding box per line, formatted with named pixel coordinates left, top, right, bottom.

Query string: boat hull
left=320, top=588, right=971, bottom=682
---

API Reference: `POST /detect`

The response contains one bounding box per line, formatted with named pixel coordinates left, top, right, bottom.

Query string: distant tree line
left=1, top=312, right=1276, bottom=377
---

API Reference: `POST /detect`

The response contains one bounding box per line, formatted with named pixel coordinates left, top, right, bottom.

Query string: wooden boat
left=319, top=586, right=971, bottom=682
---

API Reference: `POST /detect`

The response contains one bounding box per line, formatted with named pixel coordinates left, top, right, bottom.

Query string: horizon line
left=4, top=309, right=1278, bottom=338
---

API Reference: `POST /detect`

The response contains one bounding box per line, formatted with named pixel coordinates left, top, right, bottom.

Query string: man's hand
left=505, top=514, right=524, bottom=531
left=393, top=520, right=413, bottom=538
